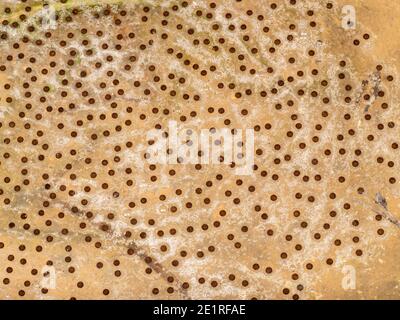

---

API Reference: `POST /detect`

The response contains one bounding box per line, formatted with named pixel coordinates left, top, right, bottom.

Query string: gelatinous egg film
left=0, top=0, right=399, bottom=299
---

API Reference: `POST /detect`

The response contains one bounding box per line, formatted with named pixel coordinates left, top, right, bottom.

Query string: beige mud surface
left=0, top=0, right=399, bottom=300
